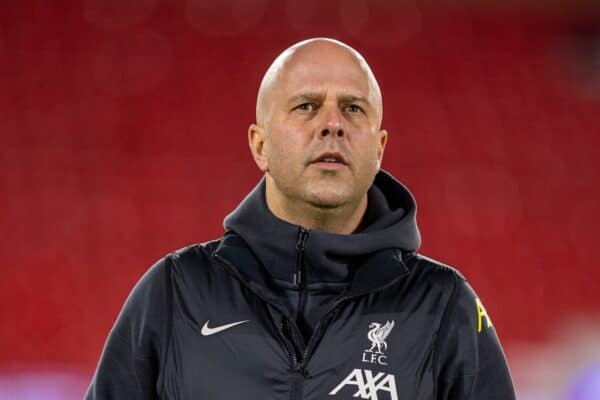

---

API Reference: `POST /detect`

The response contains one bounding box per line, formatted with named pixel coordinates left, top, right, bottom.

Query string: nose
left=320, top=108, right=345, bottom=139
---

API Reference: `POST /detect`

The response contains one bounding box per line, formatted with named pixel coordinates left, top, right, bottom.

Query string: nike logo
left=201, top=320, right=249, bottom=336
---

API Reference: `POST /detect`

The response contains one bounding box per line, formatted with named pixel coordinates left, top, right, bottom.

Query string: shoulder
left=403, top=252, right=485, bottom=317
left=155, top=238, right=225, bottom=279
left=407, top=253, right=489, bottom=330
left=405, top=252, right=467, bottom=293
left=169, top=239, right=220, bottom=265
left=127, top=239, right=224, bottom=290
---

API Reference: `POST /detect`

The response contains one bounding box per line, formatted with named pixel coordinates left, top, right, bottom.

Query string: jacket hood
left=223, top=170, right=421, bottom=285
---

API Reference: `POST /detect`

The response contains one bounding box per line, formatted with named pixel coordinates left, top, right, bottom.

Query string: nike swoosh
left=201, top=320, right=249, bottom=336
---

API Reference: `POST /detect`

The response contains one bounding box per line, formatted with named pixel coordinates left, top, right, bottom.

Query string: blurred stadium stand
left=0, top=0, right=598, bottom=398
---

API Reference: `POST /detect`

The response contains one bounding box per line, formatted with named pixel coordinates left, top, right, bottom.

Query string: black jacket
left=86, top=171, right=516, bottom=399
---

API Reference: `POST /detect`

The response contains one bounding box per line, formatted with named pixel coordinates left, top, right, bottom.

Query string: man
left=86, top=38, right=516, bottom=399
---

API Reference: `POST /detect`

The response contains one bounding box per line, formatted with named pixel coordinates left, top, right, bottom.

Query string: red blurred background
left=1, top=0, right=599, bottom=398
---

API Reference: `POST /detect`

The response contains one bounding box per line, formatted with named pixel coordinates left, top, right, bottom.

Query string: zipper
left=299, top=299, right=346, bottom=369
left=294, top=227, right=310, bottom=352
left=289, top=225, right=315, bottom=400
left=291, top=361, right=305, bottom=400
left=212, top=253, right=307, bottom=362
left=288, top=298, right=348, bottom=400
left=213, top=249, right=407, bottom=350
left=212, top=247, right=409, bottom=400
left=277, top=318, right=299, bottom=368
left=299, top=282, right=401, bottom=368
left=213, top=245, right=341, bottom=373
left=281, top=318, right=305, bottom=400
left=293, top=228, right=309, bottom=286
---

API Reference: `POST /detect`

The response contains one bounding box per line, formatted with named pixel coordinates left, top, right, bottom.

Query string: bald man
left=86, top=38, right=516, bottom=400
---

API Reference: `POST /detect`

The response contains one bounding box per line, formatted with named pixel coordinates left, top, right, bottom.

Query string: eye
left=343, top=104, right=364, bottom=114
left=294, top=103, right=317, bottom=112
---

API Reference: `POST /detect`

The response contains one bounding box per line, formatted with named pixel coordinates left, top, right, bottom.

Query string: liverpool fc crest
left=362, top=320, right=395, bottom=365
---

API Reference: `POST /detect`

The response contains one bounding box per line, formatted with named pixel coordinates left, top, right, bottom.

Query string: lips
left=311, top=152, right=347, bottom=165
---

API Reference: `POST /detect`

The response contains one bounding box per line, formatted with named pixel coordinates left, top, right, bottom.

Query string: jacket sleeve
left=85, top=255, right=173, bottom=400
left=434, top=274, right=516, bottom=400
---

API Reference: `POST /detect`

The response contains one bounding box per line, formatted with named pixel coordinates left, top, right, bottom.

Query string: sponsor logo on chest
left=329, top=368, right=398, bottom=400
left=329, top=320, right=398, bottom=400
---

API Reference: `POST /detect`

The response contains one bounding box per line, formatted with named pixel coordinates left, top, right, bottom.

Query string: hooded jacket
left=86, top=170, right=516, bottom=400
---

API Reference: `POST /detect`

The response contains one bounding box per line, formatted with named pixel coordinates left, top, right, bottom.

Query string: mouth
left=310, top=152, right=348, bottom=171
left=310, top=152, right=348, bottom=166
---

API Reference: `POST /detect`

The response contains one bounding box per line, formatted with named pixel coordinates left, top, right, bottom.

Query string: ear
left=248, top=124, right=269, bottom=172
left=376, top=129, right=388, bottom=169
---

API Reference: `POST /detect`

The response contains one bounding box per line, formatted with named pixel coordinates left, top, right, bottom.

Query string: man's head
left=249, top=38, right=388, bottom=230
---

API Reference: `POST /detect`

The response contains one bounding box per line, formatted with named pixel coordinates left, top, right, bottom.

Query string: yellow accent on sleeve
left=476, top=297, right=493, bottom=333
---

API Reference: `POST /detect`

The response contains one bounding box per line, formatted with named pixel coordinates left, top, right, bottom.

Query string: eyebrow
left=338, top=94, right=371, bottom=106
left=286, top=93, right=324, bottom=106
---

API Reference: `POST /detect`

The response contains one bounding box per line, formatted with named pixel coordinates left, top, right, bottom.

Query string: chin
left=303, top=189, right=352, bottom=210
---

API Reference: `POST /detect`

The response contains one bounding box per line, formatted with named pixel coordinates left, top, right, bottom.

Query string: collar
left=222, top=170, right=420, bottom=287
left=213, top=231, right=410, bottom=303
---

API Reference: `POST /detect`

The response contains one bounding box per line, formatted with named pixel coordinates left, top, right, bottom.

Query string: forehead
left=275, top=47, right=374, bottom=100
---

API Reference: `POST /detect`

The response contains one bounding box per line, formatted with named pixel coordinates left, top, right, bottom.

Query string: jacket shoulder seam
left=412, top=253, right=467, bottom=281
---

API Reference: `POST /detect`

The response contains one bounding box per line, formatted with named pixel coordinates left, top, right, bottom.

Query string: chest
left=161, top=283, right=439, bottom=400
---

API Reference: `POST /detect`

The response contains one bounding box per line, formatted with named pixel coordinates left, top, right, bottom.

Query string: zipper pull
left=296, top=227, right=309, bottom=250
left=294, top=228, right=309, bottom=285
left=294, top=362, right=306, bottom=377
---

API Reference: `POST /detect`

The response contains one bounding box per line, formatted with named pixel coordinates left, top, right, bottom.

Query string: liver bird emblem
left=366, top=320, right=395, bottom=354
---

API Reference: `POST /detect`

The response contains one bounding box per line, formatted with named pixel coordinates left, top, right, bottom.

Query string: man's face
left=256, top=44, right=387, bottom=211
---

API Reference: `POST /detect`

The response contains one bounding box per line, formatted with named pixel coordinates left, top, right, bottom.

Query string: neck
left=265, top=179, right=368, bottom=235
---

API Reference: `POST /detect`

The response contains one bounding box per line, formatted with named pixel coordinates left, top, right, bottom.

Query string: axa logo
left=329, top=369, right=398, bottom=400
left=362, top=320, right=395, bottom=366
